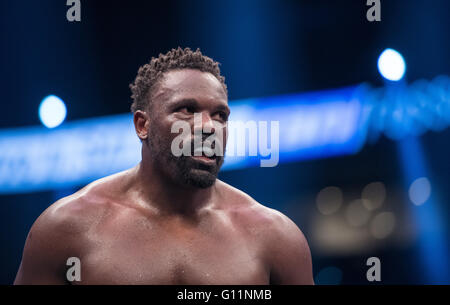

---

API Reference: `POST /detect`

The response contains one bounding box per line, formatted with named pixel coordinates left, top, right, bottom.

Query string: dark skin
left=14, top=69, right=314, bottom=285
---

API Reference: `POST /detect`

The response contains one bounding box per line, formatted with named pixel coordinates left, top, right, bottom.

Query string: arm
left=14, top=215, right=68, bottom=284
left=14, top=200, right=86, bottom=285
left=266, top=211, right=314, bottom=285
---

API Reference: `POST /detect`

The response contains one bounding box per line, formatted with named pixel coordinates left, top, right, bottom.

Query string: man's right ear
left=133, top=110, right=150, bottom=141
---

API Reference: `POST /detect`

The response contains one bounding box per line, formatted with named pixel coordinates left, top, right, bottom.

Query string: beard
left=172, top=154, right=223, bottom=188
left=147, top=131, right=224, bottom=188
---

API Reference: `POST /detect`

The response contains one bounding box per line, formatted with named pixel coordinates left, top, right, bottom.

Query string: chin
left=185, top=169, right=217, bottom=188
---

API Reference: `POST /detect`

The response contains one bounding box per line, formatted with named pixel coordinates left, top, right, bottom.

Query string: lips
left=193, top=146, right=215, bottom=157
left=191, top=147, right=216, bottom=164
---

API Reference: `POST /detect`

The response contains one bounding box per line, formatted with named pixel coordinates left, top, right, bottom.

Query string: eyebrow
left=170, top=98, right=198, bottom=107
left=170, top=98, right=230, bottom=114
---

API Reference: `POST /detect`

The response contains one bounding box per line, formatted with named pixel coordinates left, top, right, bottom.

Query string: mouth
left=191, top=147, right=218, bottom=164
left=191, top=155, right=217, bottom=165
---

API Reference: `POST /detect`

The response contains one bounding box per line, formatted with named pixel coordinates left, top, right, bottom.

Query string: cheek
left=152, top=113, right=174, bottom=133
left=163, top=116, right=194, bottom=143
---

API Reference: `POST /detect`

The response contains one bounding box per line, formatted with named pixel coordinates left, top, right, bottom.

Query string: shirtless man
left=14, top=47, right=314, bottom=285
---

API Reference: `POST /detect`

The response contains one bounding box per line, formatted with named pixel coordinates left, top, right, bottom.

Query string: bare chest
left=75, top=214, right=269, bottom=284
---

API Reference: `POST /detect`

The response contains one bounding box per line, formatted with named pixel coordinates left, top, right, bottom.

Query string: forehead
left=152, top=69, right=227, bottom=104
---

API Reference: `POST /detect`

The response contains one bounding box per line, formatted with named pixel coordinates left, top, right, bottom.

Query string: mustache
left=188, top=134, right=225, bottom=156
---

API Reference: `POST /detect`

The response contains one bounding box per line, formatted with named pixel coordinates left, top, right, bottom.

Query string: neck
left=132, top=152, right=216, bottom=217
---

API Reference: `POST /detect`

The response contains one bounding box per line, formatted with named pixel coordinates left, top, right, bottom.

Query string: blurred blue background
left=1, top=0, right=449, bottom=284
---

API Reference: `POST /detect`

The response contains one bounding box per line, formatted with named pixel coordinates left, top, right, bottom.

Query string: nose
left=193, top=111, right=215, bottom=135
left=202, top=112, right=216, bottom=134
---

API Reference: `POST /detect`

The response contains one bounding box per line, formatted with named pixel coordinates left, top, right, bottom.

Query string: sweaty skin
left=14, top=69, right=314, bottom=285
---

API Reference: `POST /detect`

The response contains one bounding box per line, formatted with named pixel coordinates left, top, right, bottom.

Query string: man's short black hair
left=129, top=47, right=227, bottom=113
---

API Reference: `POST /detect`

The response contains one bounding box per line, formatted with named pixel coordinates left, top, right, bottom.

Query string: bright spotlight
left=39, top=95, right=67, bottom=128
left=377, top=48, right=406, bottom=81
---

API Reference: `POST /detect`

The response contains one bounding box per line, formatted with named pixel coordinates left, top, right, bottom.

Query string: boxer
left=14, top=47, right=313, bottom=285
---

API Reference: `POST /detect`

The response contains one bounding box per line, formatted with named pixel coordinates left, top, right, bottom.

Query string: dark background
left=1, top=0, right=449, bottom=284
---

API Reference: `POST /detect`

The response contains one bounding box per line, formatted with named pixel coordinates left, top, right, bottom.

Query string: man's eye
left=215, top=112, right=228, bottom=121
left=177, top=106, right=195, bottom=114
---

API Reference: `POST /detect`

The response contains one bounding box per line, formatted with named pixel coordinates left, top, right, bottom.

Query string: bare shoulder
left=14, top=171, right=132, bottom=284
left=216, top=179, right=305, bottom=239
left=216, top=180, right=313, bottom=284
left=25, top=170, right=131, bottom=257
left=38, top=175, right=121, bottom=233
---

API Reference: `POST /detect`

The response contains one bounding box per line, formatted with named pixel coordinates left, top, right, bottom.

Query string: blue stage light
left=0, top=86, right=367, bottom=194
left=409, top=177, right=431, bottom=206
left=38, top=95, right=67, bottom=128
left=1, top=76, right=449, bottom=194
left=397, top=136, right=450, bottom=283
left=377, top=48, right=406, bottom=81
